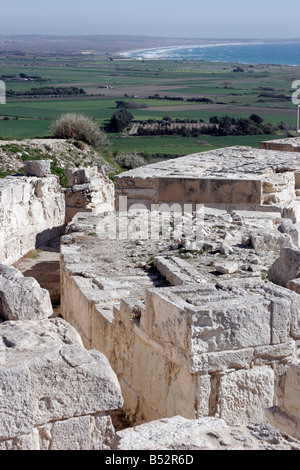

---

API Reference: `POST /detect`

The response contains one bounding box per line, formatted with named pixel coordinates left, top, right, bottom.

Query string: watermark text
left=0, top=80, right=6, bottom=105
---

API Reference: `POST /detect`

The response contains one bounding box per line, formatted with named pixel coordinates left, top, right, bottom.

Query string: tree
left=108, top=109, right=133, bottom=133
left=249, top=114, right=264, bottom=125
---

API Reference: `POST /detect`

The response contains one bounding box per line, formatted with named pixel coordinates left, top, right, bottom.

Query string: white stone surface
left=0, top=175, right=65, bottom=264
left=113, top=415, right=300, bottom=450
left=0, top=263, right=53, bottom=321
left=268, top=247, right=300, bottom=287
left=0, top=318, right=123, bottom=449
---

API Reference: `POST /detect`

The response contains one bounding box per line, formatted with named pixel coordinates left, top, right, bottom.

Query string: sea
left=120, top=41, right=300, bottom=66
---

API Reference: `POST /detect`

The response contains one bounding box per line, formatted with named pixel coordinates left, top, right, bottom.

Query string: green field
left=0, top=54, right=299, bottom=157
left=109, top=134, right=283, bottom=158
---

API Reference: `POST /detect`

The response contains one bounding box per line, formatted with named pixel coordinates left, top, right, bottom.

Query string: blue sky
left=2, top=0, right=299, bottom=38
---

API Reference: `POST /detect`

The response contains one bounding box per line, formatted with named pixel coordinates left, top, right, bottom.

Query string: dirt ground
left=13, top=238, right=61, bottom=317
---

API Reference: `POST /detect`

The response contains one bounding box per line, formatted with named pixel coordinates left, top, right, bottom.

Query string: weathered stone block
left=284, top=363, right=300, bottom=420
left=268, top=247, right=300, bottom=287
left=38, top=414, right=115, bottom=450
left=218, top=366, right=274, bottom=425
left=0, top=264, right=53, bottom=321
left=271, top=298, right=290, bottom=344
left=0, top=363, right=33, bottom=440
left=25, top=160, right=51, bottom=177
left=191, top=296, right=271, bottom=354
left=0, top=318, right=123, bottom=446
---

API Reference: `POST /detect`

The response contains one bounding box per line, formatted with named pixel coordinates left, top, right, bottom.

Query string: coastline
left=119, top=40, right=300, bottom=66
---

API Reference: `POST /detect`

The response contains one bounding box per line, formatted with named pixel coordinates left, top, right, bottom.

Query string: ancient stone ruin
left=1, top=140, right=300, bottom=450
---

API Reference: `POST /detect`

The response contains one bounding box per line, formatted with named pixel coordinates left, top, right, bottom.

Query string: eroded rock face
left=0, top=318, right=123, bottom=450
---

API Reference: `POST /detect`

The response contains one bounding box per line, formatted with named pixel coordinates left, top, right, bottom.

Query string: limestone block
left=190, top=295, right=272, bottom=354
left=0, top=430, right=39, bottom=450
left=215, top=261, right=239, bottom=274
left=271, top=298, right=290, bottom=344
left=218, top=366, right=274, bottom=425
left=65, top=166, right=102, bottom=186
left=0, top=175, right=65, bottom=265
left=25, top=160, right=51, bottom=178
left=192, top=348, right=254, bottom=374
left=284, top=363, right=300, bottom=420
left=263, top=281, right=300, bottom=340
left=279, top=219, right=300, bottom=248
left=30, top=344, right=123, bottom=425
left=11, top=183, right=25, bottom=205
left=0, top=363, right=33, bottom=440
left=0, top=319, right=123, bottom=449
left=254, top=340, right=296, bottom=364
left=38, top=414, right=114, bottom=450
left=90, top=413, right=116, bottom=450
left=129, top=331, right=196, bottom=422
left=154, top=256, right=190, bottom=286
left=266, top=406, right=300, bottom=442
left=268, top=247, right=300, bottom=287
left=250, top=230, right=294, bottom=252
left=143, top=289, right=190, bottom=352
left=282, top=200, right=300, bottom=224
left=0, top=266, right=53, bottom=321
left=195, top=374, right=211, bottom=417
left=112, top=415, right=299, bottom=450
left=25, top=160, right=51, bottom=177
left=0, top=263, right=23, bottom=281
left=38, top=416, right=91, bottom=450
left=113, top=416, right=227, bottom=450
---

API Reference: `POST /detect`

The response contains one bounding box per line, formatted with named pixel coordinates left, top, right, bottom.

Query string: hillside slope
left=0, top=138, right=121, bottom=178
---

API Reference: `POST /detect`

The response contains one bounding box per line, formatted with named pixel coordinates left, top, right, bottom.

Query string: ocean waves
left=120, top=41, right=300, bottom=65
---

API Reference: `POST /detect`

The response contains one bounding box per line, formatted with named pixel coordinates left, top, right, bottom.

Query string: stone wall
left=65, top=166, right=115, bottom=224
left=60, top=206, right=300, bottom=437
left=0, top=173, right=65, bottom=265
left=115, top=146, right=300, bottom=211
left=260, top=137, right=300, bottom=153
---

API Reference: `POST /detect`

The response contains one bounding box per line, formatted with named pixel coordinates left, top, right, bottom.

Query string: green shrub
left=50, top=158, right=69, bottom=188
left=51, top=113, right=110, bottom=152
left=113, top=152, right=146, bottom=170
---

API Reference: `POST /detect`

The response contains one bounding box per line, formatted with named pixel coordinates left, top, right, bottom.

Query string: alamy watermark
left=92, top=197, right=205, bottom=245
left=0, top=80, right=6, bottom=105
left=292, top=81, right=300, bottom=133
left=292, top=80, right=300, bottom=105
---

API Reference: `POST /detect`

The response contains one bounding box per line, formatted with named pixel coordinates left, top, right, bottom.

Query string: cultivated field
left=0, top=41, right=299, bottom=159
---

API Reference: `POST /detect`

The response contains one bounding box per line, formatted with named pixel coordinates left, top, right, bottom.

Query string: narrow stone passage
left=13, top=237, right=62, bottom=317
